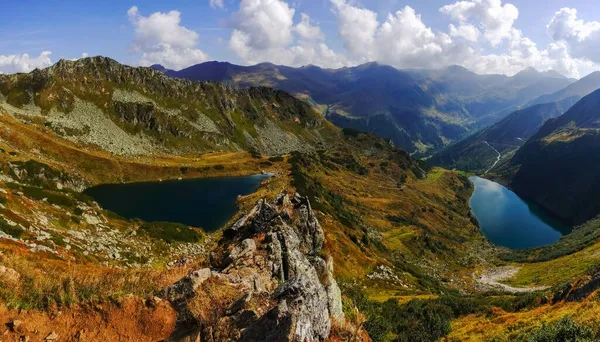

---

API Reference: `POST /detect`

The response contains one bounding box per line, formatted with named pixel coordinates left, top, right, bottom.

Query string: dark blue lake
left=469, top=176, right=571, bottom=249
left=84, top=174, right=271, bottom=232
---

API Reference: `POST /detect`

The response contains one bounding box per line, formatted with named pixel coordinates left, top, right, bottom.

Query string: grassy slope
left=287, top=130, right=489, bottom=296
left=0, top=111, right=270, bottom=185
left=449, top=296, right=600, bottom=341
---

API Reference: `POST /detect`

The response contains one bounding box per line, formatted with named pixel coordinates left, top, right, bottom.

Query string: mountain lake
left=469, top=176, right=571, bottom=249
left=84, top=174, right=271, bottom=232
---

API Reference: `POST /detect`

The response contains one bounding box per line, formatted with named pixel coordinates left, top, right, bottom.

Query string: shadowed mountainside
left=496, top=89, right=600, bottom=225
left=429, top=97, right=580, bottom=173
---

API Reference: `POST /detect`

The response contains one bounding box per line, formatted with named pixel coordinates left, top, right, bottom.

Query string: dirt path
left=483, top=141, right=501, bottom=174
left=477, top=266, right=549, bottom=293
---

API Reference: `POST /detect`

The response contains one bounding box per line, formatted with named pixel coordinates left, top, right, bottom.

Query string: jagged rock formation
left=164, top=192, right=344, bottom=342
left=0, top=57, right=331, bottom=156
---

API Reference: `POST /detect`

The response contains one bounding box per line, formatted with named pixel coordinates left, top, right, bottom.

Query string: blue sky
left=1, top=0, right=599, bottom=78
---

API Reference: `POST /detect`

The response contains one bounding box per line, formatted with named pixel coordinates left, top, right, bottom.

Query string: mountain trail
left=483, top=141, right=501, bottom=174
left=477, top=266, right=548, bottom=293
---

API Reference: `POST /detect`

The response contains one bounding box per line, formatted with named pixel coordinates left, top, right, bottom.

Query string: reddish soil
left=0, top=296, right=177, bottom=342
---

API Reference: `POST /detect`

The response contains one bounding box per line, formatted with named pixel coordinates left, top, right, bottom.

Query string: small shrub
left=268, top=156, right=284, bottom=162
left=342, top=128, right=362, bottom=137
left=213, top=164, right=225, bottom=170
left=139, top=221, right=203, bottom=244
left=0, top=217, right=24, bottom=239
left=22, top=186, right=75, bottom=208
left=527, top=316, right=595, bottom=342
left=249, top=149, right=262, bottom=158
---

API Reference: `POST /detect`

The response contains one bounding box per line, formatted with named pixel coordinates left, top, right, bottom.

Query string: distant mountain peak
left=514, top=66, right=569, bottom=80
left=514, top=67, right=541, bottom=78
left=150, top=64, right=166, bottom=72
left=445, top=65, right=470, bottom=72
left=202, top=60, right=233, bottom=66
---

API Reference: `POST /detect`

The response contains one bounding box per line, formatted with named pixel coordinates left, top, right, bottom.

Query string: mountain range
left=527, top=71, right=600, bottom=107
left=152, top=61, right=575, bottom=155
left=428, top=98, right=579, bottom=173
left=430, top=70, right=600, bottom=173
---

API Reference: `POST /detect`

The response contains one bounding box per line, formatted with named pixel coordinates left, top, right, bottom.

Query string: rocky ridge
left=0, top=57, right=331, bottom=156
left=164, top=192, right=344, bottom=341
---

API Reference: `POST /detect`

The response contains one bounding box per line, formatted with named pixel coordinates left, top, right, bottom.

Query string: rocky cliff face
left=164, top=192, right=344, bottom=341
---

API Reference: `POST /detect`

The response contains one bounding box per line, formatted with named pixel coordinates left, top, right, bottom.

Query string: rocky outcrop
left=552, top=272, right=600, bottom=303
left=6, top=160, right=88, bottom=192
left=164, top=192, right=344, bottom=342
left=111, top=101, right=190, bottom=138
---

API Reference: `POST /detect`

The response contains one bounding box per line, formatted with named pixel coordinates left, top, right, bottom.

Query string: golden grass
left=542, top=129, right=587, bottom=143
left=367, top=291, right=438, bottom=304
left=0, top=239, right=197, bottom=310
left=0, top=113, right=270, bottom=185
left=448, top=294, right=600, bottom=341
left=503, top=241, right=600, bottom=287
left=293, top=153, right=483, bottom=292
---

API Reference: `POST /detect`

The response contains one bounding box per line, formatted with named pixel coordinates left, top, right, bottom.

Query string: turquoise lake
left=84, top=174, right=271, bottom=232
left=469, top=176, right=571, bottom=249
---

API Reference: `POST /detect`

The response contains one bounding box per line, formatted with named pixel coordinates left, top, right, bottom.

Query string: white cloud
left=229, top=0, right=347, bottom=68
left=330, top=0, right=378, bottom=61
left=547, top=8, right=600, bottom=64
left=440, top=0, right=519, bottom=46
left=449, top=23, right=480, bottom=42
left=331, top=1, right=471, bottom=69
left=328, top=0, right=598, bottom=78
left=230, top=0, right=295, bottom=52
left=376, top=6, right=468, bottom=69
left=295, top=13, right=324, bottom=41
left=0, top=51, right=53, bottom=74
left=127, top=6, right=209, bottom=69
left=210, top=0, right=225, bottom=9
left=118, top=0, right=598, bottom=78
